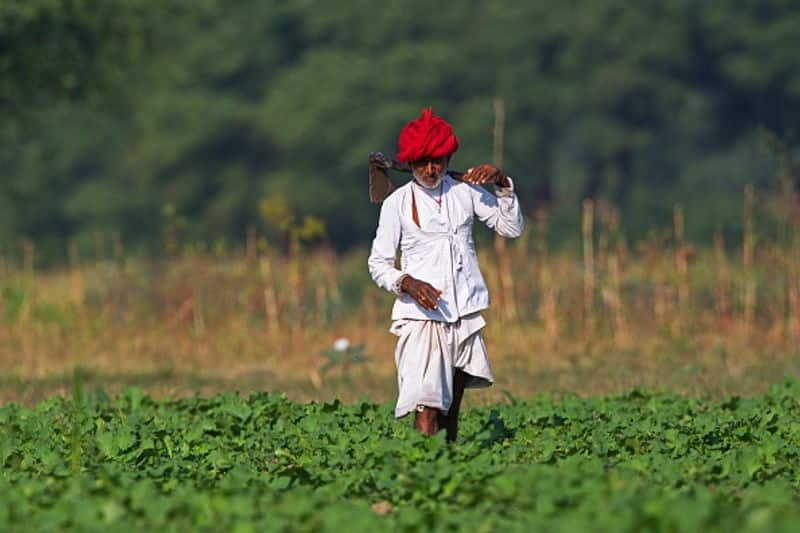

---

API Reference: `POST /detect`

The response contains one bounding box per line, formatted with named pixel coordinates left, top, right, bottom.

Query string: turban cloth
left=396, top=108, right=459, bottom=163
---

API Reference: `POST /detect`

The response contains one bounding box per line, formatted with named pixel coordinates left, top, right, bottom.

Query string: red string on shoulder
left=411, top=186, right=420, bottom=228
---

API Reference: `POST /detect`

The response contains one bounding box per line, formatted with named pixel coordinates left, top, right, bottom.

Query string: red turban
left=396, top=107, right=459, bottom=163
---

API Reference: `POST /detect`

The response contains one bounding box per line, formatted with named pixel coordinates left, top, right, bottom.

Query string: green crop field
left=3, top=379, right=800, bottom=532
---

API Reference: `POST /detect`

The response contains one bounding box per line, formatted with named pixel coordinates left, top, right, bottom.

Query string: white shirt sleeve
left=368, top=195, right=408, bottom=295
left=471, top=177, right=524, bottom=238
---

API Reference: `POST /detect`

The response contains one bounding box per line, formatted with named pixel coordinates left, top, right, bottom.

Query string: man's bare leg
left=414, top=406, right=439, bottom=435
left=439, top=369, right=467, bottom=443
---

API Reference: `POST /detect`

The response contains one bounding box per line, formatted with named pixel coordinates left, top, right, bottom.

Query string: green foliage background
left=2, top=0, right=800, bottom=262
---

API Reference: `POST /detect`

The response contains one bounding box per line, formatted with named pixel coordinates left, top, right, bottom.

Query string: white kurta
left=367, top=174, right=524, bottom=417
left=368, top=175, right=524, bottom=322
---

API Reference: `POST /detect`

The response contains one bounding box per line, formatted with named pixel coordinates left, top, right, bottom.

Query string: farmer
left=368, top=107, right=524, bottom=442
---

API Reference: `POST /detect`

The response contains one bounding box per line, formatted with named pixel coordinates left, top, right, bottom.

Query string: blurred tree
left=1, top=0, right=798, bottom=262
left=0, top=0, right=165, bottom=117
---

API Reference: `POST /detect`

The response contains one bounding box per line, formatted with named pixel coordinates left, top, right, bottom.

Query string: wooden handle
left=368, top=152, right=465, bottom=204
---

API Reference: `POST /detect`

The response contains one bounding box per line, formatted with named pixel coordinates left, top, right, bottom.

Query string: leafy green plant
left=2, top=379, right=800, bottom=530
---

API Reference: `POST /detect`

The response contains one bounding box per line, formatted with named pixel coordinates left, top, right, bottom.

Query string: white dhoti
left=390, top=312, right=494, bottom=418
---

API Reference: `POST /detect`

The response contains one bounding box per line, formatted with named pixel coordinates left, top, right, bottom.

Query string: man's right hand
left=400, top=276, right=442, bottom=311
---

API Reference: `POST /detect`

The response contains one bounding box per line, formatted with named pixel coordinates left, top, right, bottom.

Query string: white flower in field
left=332, top=337, right=350, bottom=352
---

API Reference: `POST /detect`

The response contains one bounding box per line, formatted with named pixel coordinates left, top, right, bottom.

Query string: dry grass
left=2, top=190, right=800, bottom=406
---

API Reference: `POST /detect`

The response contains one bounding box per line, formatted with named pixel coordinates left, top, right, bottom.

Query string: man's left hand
left=462, top=164, right=510, bottom=188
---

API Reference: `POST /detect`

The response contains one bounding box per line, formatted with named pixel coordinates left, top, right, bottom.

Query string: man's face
left=411, top=156, right=447, bottom=188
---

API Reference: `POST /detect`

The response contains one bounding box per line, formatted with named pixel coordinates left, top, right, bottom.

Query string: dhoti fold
left=389, top=312, right=494, bottom=418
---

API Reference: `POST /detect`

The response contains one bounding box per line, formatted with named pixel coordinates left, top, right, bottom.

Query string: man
left=368, top=107, right=524, bottom=442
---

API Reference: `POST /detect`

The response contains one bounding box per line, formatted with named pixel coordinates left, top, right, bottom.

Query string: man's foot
left=414, top=406, right=439, bottom=435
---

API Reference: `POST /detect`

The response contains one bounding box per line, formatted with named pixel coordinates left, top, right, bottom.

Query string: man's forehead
left=411, top=156, right=448, bottom=165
